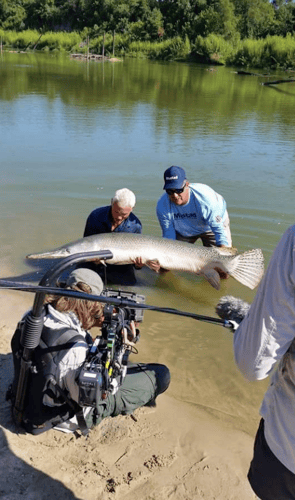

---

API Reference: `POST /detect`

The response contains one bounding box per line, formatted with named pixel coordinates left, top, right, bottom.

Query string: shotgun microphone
left=215, top=295, right=251, bottom=331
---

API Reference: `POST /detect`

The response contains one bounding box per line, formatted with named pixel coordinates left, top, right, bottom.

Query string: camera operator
left=11, top=268, right=170, bottom=435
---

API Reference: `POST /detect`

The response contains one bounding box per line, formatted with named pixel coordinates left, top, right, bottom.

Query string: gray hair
left=111, top=188, right=136, bottom=208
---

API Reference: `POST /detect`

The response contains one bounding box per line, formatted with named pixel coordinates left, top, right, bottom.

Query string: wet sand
left=0, top=287, right=259, bottom=500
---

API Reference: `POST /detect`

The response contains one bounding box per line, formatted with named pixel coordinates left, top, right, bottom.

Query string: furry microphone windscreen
left=215, top=295, right=251, bottom=324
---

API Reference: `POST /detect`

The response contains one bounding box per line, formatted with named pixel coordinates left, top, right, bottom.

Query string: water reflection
left=1, top=53, right=295, bottom=134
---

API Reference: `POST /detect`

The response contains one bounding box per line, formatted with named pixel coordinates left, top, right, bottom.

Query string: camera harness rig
left=78, top=291, right=143, bottom=412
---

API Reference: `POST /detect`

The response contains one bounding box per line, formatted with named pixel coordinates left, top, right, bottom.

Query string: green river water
left=1, top=51, right=295, bottom=436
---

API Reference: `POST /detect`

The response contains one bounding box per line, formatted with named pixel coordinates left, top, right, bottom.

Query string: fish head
left=26, top=247, right=72, bottom=259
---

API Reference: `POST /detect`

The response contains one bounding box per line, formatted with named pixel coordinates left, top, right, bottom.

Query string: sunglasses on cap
left=166, top=185, right=186, bottom=196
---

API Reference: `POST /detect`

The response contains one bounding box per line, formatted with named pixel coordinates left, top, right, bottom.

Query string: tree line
left=0, top=0, right=294, bottom=42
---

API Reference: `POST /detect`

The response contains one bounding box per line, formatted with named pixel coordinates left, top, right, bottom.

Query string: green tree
left=0, top=0, right=29, bottom=30
left=55, top=0, right=88, bottom=31
left=271, top=0, right=295, bottom=36
left=158, top=0, right=202, bottom=38
left=232, top=0, right=275, bottom=39
left=194, top=0, right=238, bottom=40
left=23, top=0, right=64, bottom=30
left=84, top=0, right=162, bottom=39
left=145, top=7, right=163, bottom=39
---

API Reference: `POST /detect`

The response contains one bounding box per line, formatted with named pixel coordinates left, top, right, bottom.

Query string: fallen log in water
left=262, top=79, right=295, bottom=86
left=234, top=70, right=269, bottom=77
left=70, top=53, right=122, bottom=62
left=70, top=53, right=106, bottom=60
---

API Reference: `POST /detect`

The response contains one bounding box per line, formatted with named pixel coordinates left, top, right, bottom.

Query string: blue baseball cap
left=163, top=166, right=187, bottom=190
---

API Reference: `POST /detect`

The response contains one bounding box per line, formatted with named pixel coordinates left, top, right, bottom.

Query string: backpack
left=9, top=314, right=89, bottom=435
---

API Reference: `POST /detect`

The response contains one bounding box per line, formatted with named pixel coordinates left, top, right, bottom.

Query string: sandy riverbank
left=0, top=288, right=258, bottom=500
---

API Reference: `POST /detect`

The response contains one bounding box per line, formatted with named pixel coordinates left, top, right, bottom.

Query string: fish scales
left=26, top=233, right=265, bottom=290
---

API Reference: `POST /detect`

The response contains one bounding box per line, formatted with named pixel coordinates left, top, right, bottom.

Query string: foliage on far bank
left=0, top=29, right=191, bottom=61
left=0, top=0, right=294, bottom=43
left=127, top=36, right=191, bottom=60
left=1, top=0, right=295, bottom=69
left=192, top=33, right=236, bottom=65
left=0, top=29, right=81, bottom=52
left=231, top=34, right=295, bottom=69
left=192, top=33, right=295, bottom=69
left=2, top=28, right=295, bottom=70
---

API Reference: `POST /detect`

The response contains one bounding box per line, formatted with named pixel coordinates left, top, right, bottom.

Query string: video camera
left=78, top=289, right=145, bottom=408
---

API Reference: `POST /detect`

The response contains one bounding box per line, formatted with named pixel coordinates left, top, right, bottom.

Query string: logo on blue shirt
left=174, top=213, right=197, bottom=219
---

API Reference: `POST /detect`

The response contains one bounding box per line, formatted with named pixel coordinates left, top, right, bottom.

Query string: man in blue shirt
left=84, top=189, right=142, bottom=237
left=83, top=188, right=142, bottom=285
left=156, top=166, right=232, bottom=248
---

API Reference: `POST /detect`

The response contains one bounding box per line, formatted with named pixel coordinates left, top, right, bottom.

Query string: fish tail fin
left=230, top=249, right=264, bottom=290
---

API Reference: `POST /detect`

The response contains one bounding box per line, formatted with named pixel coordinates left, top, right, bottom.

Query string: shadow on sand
left=0, top=352, right=83, bottom=500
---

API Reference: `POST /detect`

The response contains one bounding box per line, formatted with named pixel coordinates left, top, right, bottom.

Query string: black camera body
left=78, top=343, right=105, bottom=407
left=78, top=289, right=145, bottom=407
left=102, top=288, right=145, bottom=325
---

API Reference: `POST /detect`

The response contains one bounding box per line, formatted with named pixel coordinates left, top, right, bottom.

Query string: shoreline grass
left=1, top=29, right=295, bottom=70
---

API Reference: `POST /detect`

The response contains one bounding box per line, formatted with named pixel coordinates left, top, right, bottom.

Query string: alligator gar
left=26, top=232, right=264, bottom=290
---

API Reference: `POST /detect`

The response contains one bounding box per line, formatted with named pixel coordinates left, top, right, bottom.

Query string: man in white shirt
left=234, top=225, right=295, bottom=499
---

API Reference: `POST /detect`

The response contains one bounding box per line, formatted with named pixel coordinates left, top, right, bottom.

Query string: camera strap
left=49, top=377, right=89, bottom=436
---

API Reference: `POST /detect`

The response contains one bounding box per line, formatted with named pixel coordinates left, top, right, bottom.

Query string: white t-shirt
left=234, top=224, right=295, bottom=473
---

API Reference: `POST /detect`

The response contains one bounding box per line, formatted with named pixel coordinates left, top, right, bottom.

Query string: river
left=1, top=51, right=295, bottom=435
